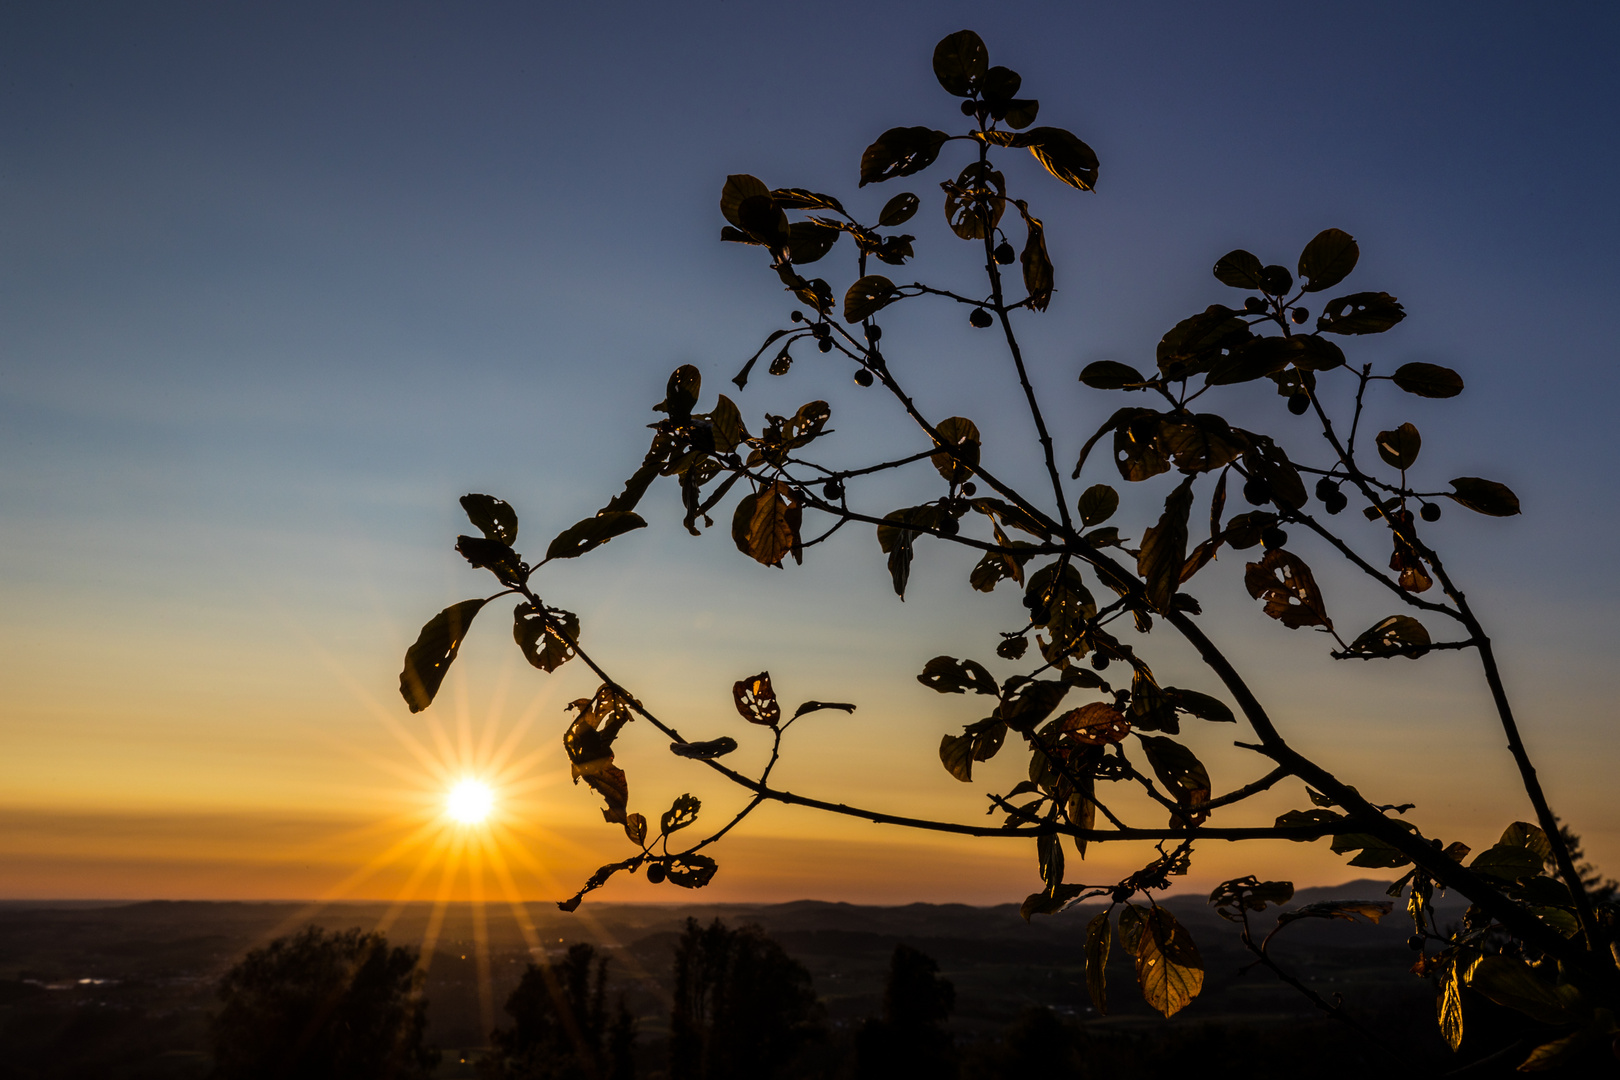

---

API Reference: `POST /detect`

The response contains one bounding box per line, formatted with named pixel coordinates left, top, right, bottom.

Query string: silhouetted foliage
left=669, top=918, right=822, bottom=1080
left=210, top=925, right=437, bottom=1080
left=400, top=27, right=1620, bottom=1072
left=481, top=942, right=634, bottom=1080
left=855, top=944, right=958, bottom=1079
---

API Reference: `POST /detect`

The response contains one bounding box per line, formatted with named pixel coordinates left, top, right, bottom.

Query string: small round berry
left=1287, top=393, right=1310, bottom=415
left=817, top=337, right=833, bottom=353
left=993, top=241, right=1016, bottom=265
left=865, top=324, right=882, bottom=341
left=822, top=480, right=843, bottom=500
left=789, top=310, right=804, bottom=322
left=853, top=368, right=874, bottom=387
left=1261, top=527, right=1288, bottom=549
left=1406, top=934, right=1425, bottom=951
left=1090, top=652, right=1110, bottom=670
left=960, top=99, right=977, bottom=116
left=1315, top=477, right=1338, bottom=502
left=1421, top=502, right=1441, bottom=522
left=937, top=515, right=959, bottom=537
left=812, top=322, right=829, bottom=338
left=1325, top=492, right=1348, bottom=515
left=1291, top=308, right=1309, bottom=324
left=1244, top=296, right=1267, bottom=314
left=961, top=481, right=977, bottom=496
left=969, top=308, right=994, bottom=328
left=646, top=862, right=667, bottom=884
left=1243, top=477, right=1272, bottom=506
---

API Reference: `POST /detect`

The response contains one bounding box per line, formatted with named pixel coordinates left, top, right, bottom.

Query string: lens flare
left=446, top=779, right=494, bottom=824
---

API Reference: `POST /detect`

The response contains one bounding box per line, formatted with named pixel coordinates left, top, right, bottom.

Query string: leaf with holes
left=931, top=416, right=981, bottom=483
left=513, top=603, right=580, bottom=672
left=733, top=672, right=781, bottom=727
left=844, top=274, right=898, bottom=322
left=1344, top=615, right=1431, bottom=659
left=1245, top=549, right=1333, bottom=630
left=1132, top=906, right=1204, bottom=1018
left=460, top=494, right=518, bottom=546
left=1376, top=423, right=1421, bottom=470
left=859, top=127, right=948, bottom=186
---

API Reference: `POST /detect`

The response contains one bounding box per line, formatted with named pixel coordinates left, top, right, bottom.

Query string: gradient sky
left=3, top=1, right=1617, bottom=907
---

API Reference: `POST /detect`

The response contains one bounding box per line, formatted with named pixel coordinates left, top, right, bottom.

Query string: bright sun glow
left=446, top=779, right=495, bottom=824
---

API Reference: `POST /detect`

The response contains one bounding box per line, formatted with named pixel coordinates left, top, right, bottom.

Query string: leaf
left=1137, top=475, right=1195, bottom=612
left=1160, top=414, right=1249, bottom=473
left=733, top=672, right=781, bottom=727
left=720, top=174, right=770, bottom=229
left=545, top=511, right=648, bottom=561
left=731, top=482, right=801, bottom=567
left=1376, top=422, right=1422, bottom=470
left=930, top=416, right=982, bottom=484
left=1276, top=808, right=1343, bottom=836
left=557, top=856, right=637, bottom=912
left=1244, top=549, right=1333, bottom=630
left=669, top=737, right=739, bottom=760
left=1014, top=200, right=1053, bottom=311
left=1344, top=615, right=1431, bottom=659
left=460, top=494, right=518, bottom=546
left=859, top=126, right=948, bottom=186
left=1163, top=687, right=1236, bottom=725
left=1133, top=906, right=1204, bottom=1018
left=1019, top=883, right=1088, bottom=921
left=1518, top=1028, right=1606, bottom=1071
left=1470, top=843, right=1545, bottom=882
left=1212, top=249, right=1266, bottom=290
left=917, top=656, right=999, bottom=696
left=1078, top=484, right=1119, bottom=527
left=400, top=599, right=488, bottom=712
left=603, top=462, right=662, bottom=515
left=624, top=813, right=647, bottom=847
left=665, top=852, right=719, bottom=889
left=1157, top=306, right=1252, bottom=381
left=1037, top=831, right=1064, bottom=888
left=1209, top=877, right=1295, bottom=921
left=932, top=29, right=988, bottom=95
left=1078, top=360, right=1145, bottom=390
left=878, top=192, right=919, bottom=226
left=1467, top=956, right=1587, bottom=1026
left=1055, top=702, right=1131, bottom=746
left=1446, top=477, right=1520, bottom=516
left=513, top=603, right=580, bottom=673
left=1297, top=228, right=1359, bottom=292
left=843, top=274, right=898, bottom=322
left=1330, top=832, right=1413, bottom=868
left=999, top=678, right=1071, bottom=733
left=791, top=700, right=857, bottom=720
left=1139, top=736, right=1212, bottom=826
left=708, top=395, right=748, bottom=453
left=655, top=363, right=702, bottom=419
left=942, top=161, right=1006, bottom=240
left=1392, top=361, right=1464, bottom=398
left=580, top=763, right=629, bottom=827
left=1317, top=291, right=1406, bottom=335
left=1113, top=411, right=1173, bottom=483
left=660, top=793, right=701, bottom=836
left=1018, top=127, right=1100, bottom=192
left=939, top=733, right=975, bottom=782
left=1439, top=961, right=1464, bottom=1052
left=1206, top=335, right=1302, bottom=386
left=1275, top=900, right=1393, bottom=927
left=785, top=219, right=840, bottom=264
left=1498, top=821, right=1553, bottom=859
left=456, top=535, right=526, bottom=586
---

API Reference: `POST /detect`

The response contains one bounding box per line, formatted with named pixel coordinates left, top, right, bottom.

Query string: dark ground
left=0, top=883, right=1491, bottom=1078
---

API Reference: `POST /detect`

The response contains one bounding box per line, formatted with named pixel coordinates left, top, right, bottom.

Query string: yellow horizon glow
left=446, top=779, right=495, bottom=825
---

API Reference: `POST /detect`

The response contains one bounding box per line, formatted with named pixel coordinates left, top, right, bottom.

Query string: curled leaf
left=1446, top=476, right=1520, bottom=517
left=460, top=494, right=518, bottom=546
left=669, top=737, right=739, bottom=760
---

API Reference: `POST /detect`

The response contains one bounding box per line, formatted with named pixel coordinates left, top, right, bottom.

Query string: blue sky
left=2, top=1, right=1617, bottom=901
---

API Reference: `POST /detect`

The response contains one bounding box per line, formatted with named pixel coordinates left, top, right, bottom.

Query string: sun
left=446, top=779, right=495, bottom=825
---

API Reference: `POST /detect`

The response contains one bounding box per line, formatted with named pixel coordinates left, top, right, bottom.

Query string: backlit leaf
left=1275, top=900, right=1393, bottom=927
left=1078, top=484, right=1119, bottom=526
left=733, top=671, right=781, bottom=727
left=660, top=793, right=701, bottom=836
left=1055, top=702, right=1131, bottom=746
left=720, top=174, right=770, bottom=229
left=513, top=603, right=580, bottom=673
left=624, top=813, right=647, bottom=847
left=1139, top=736, right=1211, bottom=826
left=1212, top=249, right=1266, bottom=290
left=1343, top=615, right=1431, bottom=659
left=931, top=416, right=982, bottom=484
left=878, top=192, right=919, bottom=226
left=665, top=852, right=719, bottom=889
left=844, top=274, right=898, bottom=322
left=1497, top=821, right=1552, bottom=859
left=1317, top=291, right=1405, bottom=335
left=1467, top=956, right=1587, bottom=1026
left=1017, top=127, right=1099, bottom=191
left=1244, top=549, right=1333, bottom=630
left=859, top=127, right=948, bottom=186
left=669, top=737, right=739, bottom=760
left=791, top=700, right=857, bottom=720
left=400, top=598, right=488, bottom=713
left=1079, top=361, right=1145, bottom=390
left=1133, top=906, right=1204, bottom=1018
left=1209, top=877, right=1295, bottom=921
left=1138, top=475, right=1194, bottom=612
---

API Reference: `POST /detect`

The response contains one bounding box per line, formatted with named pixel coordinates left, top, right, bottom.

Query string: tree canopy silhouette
left=210, top=925, right=437, bottom=1080
left=669, top=918, right=822, bottom=1080
left=856, top=943, right=957, bottom=1080
left=398, top=28, right=1620, bottom=1072
left=481, top=942, right=635, bottom=1080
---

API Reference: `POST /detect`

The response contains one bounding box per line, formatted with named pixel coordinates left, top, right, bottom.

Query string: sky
left=2, top=1, right=1618, bottom=909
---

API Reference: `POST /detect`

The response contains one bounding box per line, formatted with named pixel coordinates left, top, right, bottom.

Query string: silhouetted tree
left=855, top=944, right=957, bottom=1080
left=399, top=27, right=1620, bottom=1072
left=481, top=942, right=635, bottom=1080
left=669, top=918, right=822, bottom=1080
left=210, top=925, right=437, bottom=1080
